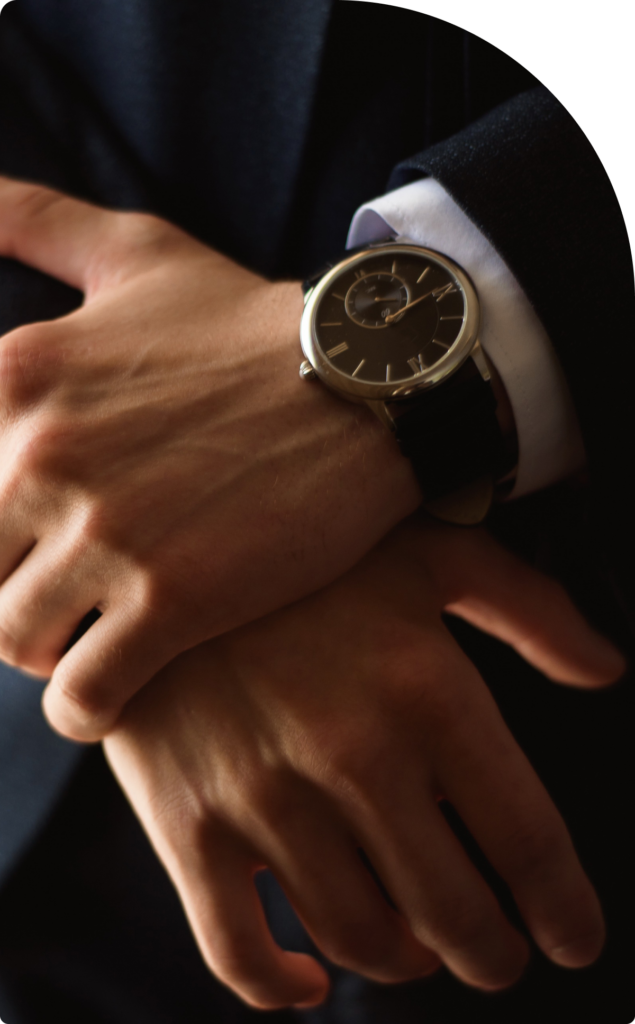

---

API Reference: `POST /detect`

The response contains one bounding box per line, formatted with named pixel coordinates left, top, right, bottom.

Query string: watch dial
left=314, top=250, right=466, bottom=384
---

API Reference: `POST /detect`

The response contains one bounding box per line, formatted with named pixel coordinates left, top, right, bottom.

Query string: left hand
left=0, top=176, right=419, bottom=741
left=104, top=517, right=623, bottom=1011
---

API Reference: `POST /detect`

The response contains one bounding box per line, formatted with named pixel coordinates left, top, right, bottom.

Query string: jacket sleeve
left=386, top=86, right=635, bottom=627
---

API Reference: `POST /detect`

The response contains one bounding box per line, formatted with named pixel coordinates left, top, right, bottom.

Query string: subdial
left=345, top=272, right=409, bottom=328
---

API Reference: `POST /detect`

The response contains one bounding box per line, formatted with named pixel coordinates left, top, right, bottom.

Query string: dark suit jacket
left=0, top=2, right=632, bottom=1021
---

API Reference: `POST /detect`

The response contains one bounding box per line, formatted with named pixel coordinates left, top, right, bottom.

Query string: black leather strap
left=389, top=358, right=510, bottom=502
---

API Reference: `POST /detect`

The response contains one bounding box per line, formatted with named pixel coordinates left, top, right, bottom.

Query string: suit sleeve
left=385, top=86, right=635, bottom=627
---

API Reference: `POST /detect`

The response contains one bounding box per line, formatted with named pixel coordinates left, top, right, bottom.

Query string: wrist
left=275, top=281, right=421, bottom=533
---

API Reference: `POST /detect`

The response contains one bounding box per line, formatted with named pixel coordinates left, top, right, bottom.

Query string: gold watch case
left=299, top=243, right=486, bottom=422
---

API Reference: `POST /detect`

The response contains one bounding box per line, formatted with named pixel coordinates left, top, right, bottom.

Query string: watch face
left=306, top=246, right=476, bottom=395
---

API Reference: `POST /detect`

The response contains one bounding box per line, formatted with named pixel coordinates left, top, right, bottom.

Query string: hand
left=103, top=517, right=624, bottom=1011
left=0, top=176, right=420, bottom=741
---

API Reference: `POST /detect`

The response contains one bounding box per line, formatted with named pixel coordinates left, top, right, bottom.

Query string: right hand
left=104, top=516, right=624, bottom=1010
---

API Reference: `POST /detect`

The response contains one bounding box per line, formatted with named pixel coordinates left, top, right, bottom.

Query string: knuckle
left=0, top=325, right=65, bottom=409
left=110, top=211, right=182, bottom=260
left=70, top=497, right=113, bottom=547
left=139, top=568, right=181, bottom=613
left=0, top=619, right=53, bottom=676
left=12, top=418, right=70, bottom=480
left=0, top=620, right=27, bottom=668
left=52, top=671, right=114, bottom=728
left=122, top=567, right=187, bottom=633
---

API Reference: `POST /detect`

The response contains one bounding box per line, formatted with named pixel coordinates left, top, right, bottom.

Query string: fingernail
left=549, top=929, right=606, bottom=968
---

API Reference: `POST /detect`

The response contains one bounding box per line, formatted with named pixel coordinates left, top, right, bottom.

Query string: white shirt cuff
left=347, top=177, right=586, bottom=498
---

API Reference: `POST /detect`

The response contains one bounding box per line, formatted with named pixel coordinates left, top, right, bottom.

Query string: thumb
left=440, top=529, right=626, bottom=688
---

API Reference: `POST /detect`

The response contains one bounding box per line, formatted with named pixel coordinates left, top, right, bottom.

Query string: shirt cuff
left=347, top=177, right=586, bottom=498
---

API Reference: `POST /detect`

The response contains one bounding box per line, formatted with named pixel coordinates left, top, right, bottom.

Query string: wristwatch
left=299, top=238, right=516, bottom=524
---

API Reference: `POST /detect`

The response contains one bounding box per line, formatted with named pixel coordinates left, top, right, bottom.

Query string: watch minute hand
left=384, top=288, right=433, bottom=324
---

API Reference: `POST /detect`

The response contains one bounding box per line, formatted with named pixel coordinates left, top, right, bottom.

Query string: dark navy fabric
left=0, top=2, right=632, bottom=1021
left=1, top=0, right=541, bottom=273
left=0, top=662, right=83, bottom=885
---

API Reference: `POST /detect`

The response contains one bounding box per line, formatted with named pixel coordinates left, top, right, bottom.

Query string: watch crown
left=299, top=359, right=317, bottom=381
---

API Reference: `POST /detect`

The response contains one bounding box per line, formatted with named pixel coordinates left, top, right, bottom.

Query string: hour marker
left=432, top=282, right=457, bottom=301
left=351, top=359, right=366, bottom=378
left=416, top=266, right=431, bottom=284
left=432, top=339, right=451, bottom=349
left=392, top=260, right=397, bottom=274
left=355, top=269, right=365, bottom=279
left=407, top=354, right=425, bottom=375
left=439, top=315, right=463, bottom=320
left=326, top=341, right=349, bottom=358
left=319, top=322, right=343, bottom=326
left=332, top=292, right=345, bottom=300
left=386, top=363, right=393, bottom=382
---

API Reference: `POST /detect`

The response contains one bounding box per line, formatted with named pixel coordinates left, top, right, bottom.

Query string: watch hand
left=384, top=289, right=433, bottom=323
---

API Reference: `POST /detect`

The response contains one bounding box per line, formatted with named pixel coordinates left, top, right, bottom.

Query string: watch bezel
left=300, top=243, right=480, bottom=402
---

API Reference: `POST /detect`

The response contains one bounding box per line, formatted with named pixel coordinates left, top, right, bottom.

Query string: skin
left=0, top=175, right=422, bottom=742
left=104, top=516, right=625, bottom=1011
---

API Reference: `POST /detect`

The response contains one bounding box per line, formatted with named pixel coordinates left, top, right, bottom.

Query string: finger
left=105, top=719, right=330, bottom=1010
left=242, top=790, right=441, bottom=984
left=0, top=536, right=102, bottom=677
left=441, top=528, right=626, bottom=687
left=0, top=177, right=119, bottom=291
left=146, top=824, right=329, bottom=1010
left=436, top=664, right=606, bottom=969
left=41, top=602, right=187, bottom=741
left=338, top=775, right=530, bottom=990
left=0, top=176, right=178, bottom=295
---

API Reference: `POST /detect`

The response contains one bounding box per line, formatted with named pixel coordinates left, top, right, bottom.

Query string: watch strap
left=389, top=357, right=509, bottom=506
